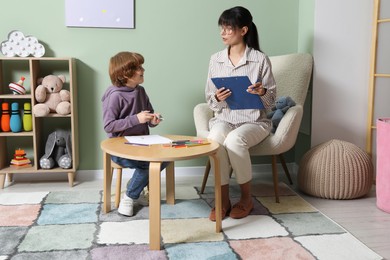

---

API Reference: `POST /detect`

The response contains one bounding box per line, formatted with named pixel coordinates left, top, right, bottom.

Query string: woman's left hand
left=247, top=82, right=266, bottom=96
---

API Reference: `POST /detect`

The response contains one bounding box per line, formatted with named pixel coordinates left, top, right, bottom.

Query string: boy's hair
left=109, top=52, right=144, bottom=86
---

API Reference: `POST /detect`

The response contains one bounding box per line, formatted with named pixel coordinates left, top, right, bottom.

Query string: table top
left=101, top=135, right=219, bottom=162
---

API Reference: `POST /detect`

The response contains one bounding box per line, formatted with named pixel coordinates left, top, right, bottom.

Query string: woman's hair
left=109, top=52, right=144, bottom=86
left=218, top=6, right=261, bottom=52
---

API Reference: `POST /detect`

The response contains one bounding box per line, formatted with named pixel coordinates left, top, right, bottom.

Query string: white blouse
left=205, top=46, right=276, bottom=129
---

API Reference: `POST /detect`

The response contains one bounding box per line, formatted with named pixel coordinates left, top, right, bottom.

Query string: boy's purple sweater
left=101, top=85, right=154, bottom=138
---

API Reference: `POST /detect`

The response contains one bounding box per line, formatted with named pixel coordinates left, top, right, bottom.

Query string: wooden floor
left=285, top=171, right=390, bottom=259
left=1, top=169, right=390, bottom=259
left=299, top=186, right=390, bottom=259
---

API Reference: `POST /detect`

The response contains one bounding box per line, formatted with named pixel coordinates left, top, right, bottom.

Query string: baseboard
left=7, top=163, right=298, bottom=183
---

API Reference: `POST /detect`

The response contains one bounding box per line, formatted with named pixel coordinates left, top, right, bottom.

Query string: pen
left=173, top=139, right=190, bottom=142
left=173, top=144, right=187, bottom=148
left=172, top=140, right=190, bottom=144
left=189, top=139, right=204, bottom=143
left=125, top=142, right=150, bottom=146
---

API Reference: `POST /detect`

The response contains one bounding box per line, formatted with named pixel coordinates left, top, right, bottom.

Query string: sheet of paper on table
left=124, top=135, right=173, bottom=145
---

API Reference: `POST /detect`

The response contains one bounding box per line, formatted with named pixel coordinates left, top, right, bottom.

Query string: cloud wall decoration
left=1, top=30, right=45, bottom=57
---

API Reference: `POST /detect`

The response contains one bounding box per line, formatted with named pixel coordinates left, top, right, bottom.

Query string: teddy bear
left=40, top=129, right=72, bottom=169
left=267, top=96, right=296, bottom=133
left=32, top=75, right=71, bottom=117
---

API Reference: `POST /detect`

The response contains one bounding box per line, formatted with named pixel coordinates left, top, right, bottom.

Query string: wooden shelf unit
left=0, top=57, right=79, bottom=188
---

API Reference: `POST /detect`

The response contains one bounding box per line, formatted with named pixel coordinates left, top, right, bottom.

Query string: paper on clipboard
left=211, top=76, right=265, bottom=110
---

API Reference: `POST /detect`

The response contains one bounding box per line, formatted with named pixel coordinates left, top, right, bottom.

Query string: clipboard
left=211, top=76, right=265, bottom=110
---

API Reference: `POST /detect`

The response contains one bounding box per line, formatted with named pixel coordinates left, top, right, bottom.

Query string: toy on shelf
left=23, top=102, right=32, bottom=131
left=9, top=77, right=26, bottom=95
left=33, top=75, right=71, bottom=117
left=10, top=102, right=22, bottom=133
left=10, top=148, right=32, bottom=167
left=1, top=102, right=11, bottom=132
left=40, top=129, right=72, bottom=169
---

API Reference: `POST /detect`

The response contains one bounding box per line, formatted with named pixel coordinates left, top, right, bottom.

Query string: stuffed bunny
left=40, top=129, right=72, bottom=169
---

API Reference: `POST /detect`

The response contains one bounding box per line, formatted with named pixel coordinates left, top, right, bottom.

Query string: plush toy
left=267, top=96, right=296, bottom=133
left=40, top=129, right=72, bottom=169
left=33, top=75, right=71, bottom=117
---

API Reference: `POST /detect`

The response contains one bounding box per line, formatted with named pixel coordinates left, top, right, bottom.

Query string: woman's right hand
left=137, top=110, right=154, bottom=123
left=215, top=87, right=231, bottom=102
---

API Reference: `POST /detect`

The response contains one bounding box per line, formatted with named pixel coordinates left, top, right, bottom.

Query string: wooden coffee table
left=100, top=135, right=222, bottom=250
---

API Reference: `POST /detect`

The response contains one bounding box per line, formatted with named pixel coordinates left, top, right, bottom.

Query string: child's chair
left=111, top=160, right=150, bottom=208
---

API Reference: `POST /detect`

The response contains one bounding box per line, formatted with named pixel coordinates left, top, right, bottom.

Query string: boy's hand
left=137, top=110, right=154, bottom=123
left=150, top=113, right=163, bottom=125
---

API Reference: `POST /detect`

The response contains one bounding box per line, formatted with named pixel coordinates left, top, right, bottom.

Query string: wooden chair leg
left=200, top=160, right=233, bottom=194
left=200, top=159, right=211, bottom=194
left=115, top=167, right=123, bottom=208
left=278, top=154, right=293, bottom=185
left=272, top=155, right=280, bottom=203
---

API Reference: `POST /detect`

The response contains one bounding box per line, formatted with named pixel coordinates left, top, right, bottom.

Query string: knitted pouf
left=298, top=139, right=373, bottom=199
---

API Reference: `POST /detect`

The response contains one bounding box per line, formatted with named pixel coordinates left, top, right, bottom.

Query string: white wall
left=312, top=0, right=373, bottom=149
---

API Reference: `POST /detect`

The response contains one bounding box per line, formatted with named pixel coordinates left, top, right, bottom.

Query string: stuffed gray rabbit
left=40, top=129, right=72, bottom=169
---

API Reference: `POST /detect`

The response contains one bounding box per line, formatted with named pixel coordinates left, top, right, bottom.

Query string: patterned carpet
left=0, top=181, right=383, bottom=260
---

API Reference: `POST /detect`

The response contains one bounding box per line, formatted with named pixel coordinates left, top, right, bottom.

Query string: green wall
left=1, top=0, right=313, bottom=170
left=296, top=0, right=315, bottom=162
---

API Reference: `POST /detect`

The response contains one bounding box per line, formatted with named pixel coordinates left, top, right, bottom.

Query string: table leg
left=166, top=162, right=175, bottom=205
left=103, top=151, right=112, bottom=213
left=149, top=161, right=162, bottom=250
left=209, top=153, right=222, bottom=232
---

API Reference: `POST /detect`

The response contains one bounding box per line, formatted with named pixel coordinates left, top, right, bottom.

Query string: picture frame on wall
left=65, top=0, right=135, bottom=29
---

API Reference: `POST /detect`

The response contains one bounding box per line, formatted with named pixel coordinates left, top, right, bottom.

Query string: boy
left=102, top=51, right=166, bottom=216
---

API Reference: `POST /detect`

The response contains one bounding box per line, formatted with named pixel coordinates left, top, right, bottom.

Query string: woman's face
left=220, top=25, right=247, bottom=46
left=126, top=65, right=145, bottom=88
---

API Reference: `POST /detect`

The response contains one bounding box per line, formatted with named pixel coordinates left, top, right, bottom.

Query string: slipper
left=209, top=204, right=231, bottom=222
left=229, top=200, right=254, bottom=219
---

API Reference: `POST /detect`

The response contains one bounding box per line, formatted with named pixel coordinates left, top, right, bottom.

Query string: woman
left=205, top=6, right=276, bottom=221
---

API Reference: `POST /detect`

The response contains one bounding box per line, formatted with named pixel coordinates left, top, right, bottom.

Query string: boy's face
left=126, top=65, right=145, bottom=88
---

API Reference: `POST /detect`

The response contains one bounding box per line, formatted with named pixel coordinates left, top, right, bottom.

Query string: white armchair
left=194, top=53, right=313, bottom=202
